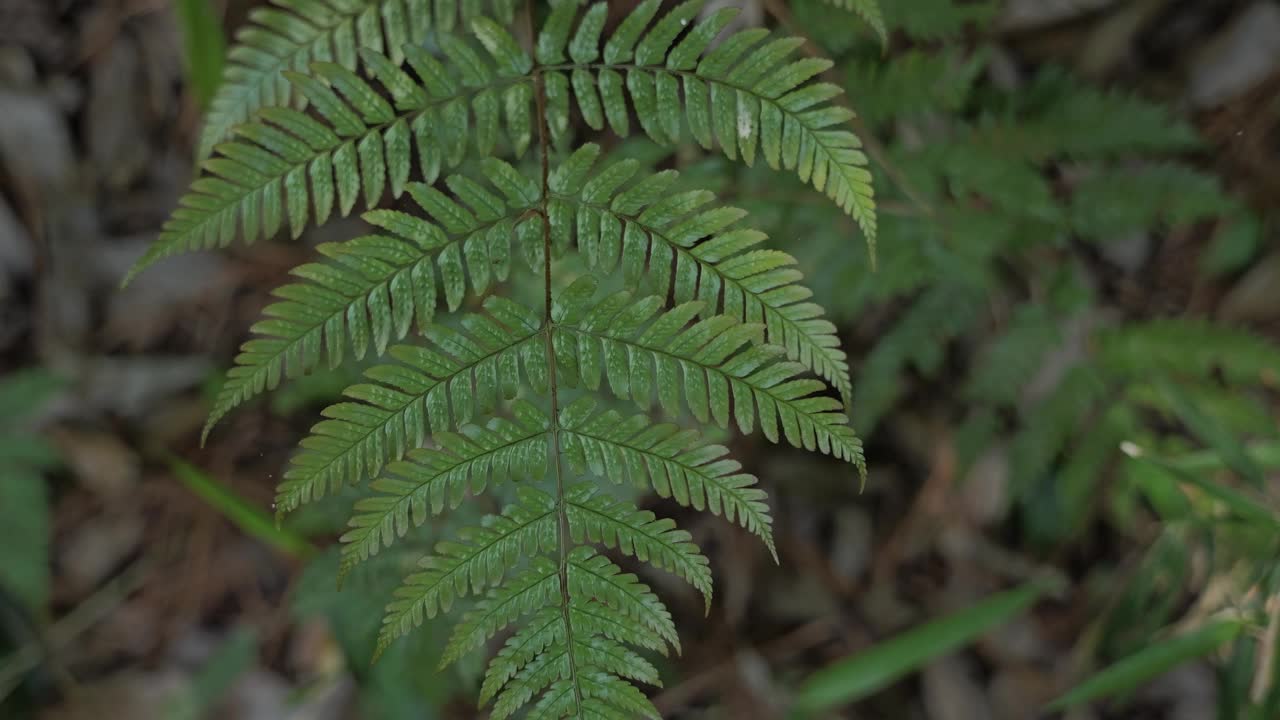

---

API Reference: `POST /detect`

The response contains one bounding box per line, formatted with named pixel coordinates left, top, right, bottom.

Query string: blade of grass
left=1132, top=452, right=1280, bottom=530
left=168, top=456, right=314, bottom=558
left=1160, top=441, right=1280, bottom=475
left=793, top=582, right=1046, bottom=715
left=1157, top=379, right=1264, bottom=486
left=173, top=0, right=226, bottom=108
left=1047, top=619, right=1244, bottom=711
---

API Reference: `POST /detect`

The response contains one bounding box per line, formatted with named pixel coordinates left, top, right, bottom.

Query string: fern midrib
left=557, top=193, right=852, bottom=401
left=532, top=33, right=587, bottom=714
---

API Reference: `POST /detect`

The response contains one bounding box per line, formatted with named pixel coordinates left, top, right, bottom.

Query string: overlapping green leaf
left=542, top=0, right=877, bottom=246
left=376, top=487, right=559, bottom=656
left=339, top=400, right=551, bottom=574
left=197, top=0, right=519, bottom=159
left=205, top=164, right=544, bottom=443
left=549, top=144, right=854, bottom=403
left=820, top=0, right=887, bottom=47
left=565, top=483, right=712, bottom=605
left=560, top=396, right=776, bottom=558
left=276, top=296, right=545, bottom=512
left=130, top=25, right=534, bottom=284
left=553, top=278, right=865, bottom=475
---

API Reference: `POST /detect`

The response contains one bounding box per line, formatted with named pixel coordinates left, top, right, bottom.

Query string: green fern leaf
left=434, top=556, right=564, bottom=667
left=377, top=489, right=559, bottom=657
left=565, top=483, right=713, bottom=606
left=559, top=396, right=776, bottom=559
left=197, top=0, right=519, bottom=159
left=551, top=144, right=853, bottom=403
left=1099, top=319, right=1280, bottom=387
left=203, top=171, right=544, bottom=442
left=881, top=0, right=997, bottom=41
left=491, top=635, right=660, bottom=720
left=567, top=547, right=679, bottom=651
left=973, top=68, right=1200, bottom=160
left=337, top=400, right=551, bottom=574
left=844, top=47, right=987, bottom=128
left=275, top=296, right=544, bottom=512
left=555, top=278, right=866, bottom=475
left=545, top=0, right=876, bottom=246
left=128, top=30, right=535, bottom=285
left=820, top=0, right=887, bottom=47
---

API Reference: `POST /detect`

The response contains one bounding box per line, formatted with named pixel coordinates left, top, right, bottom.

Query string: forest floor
left=1, top=1, right=1278, bottom=719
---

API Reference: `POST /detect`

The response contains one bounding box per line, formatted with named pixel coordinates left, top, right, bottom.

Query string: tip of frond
left=765, top=538, right=780, bottom=565
left=122, top=241, right=175, bottom=288
left=120, top=261, right=148, bottom=289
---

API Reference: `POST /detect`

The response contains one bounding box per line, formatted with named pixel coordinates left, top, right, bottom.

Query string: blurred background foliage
left=0, top=0, right=1278, bottom=718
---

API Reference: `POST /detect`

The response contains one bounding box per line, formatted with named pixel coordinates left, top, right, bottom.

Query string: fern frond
left=965, top=304, right=1059, bottom=406
left=852, top=284, right=982, bottom=433
left=491, top=635, right=660, bottom=720
left=204, top=166, right=544, bottom=442
left=559, top=396, right=776, bottom=559
left=543, top=0, right=876, bottom=244
left=198, top=0, right=518, bottom=159
left=881, top=0, right=998, bottom=41
left=469, top=549, right=674, bottom=718
left=844, top=48, right=986, bottom=128
left=337, top=400, right=551, bottom=574
left=480, top=599, right=671, bottom=711
left=565, top=483, right=712, bottom=606
left=1009, top=365, right=1109, bottom=486
left=819, top=0, right=887, bottom=47
left=377, top=489, right=559, bottom=657
left=1099, top=319, right=1280, bottom=387
left=554, top=279, right=865, bottom=475
left=1069, top=163, right=1236, bottom=238
left=550, top=144, right=853, bottom=403
left=973, top=69, right=1200, bottom=161
left=129, top=23, right=535, bottom=284
left=274, top=296, right=545, bottom=512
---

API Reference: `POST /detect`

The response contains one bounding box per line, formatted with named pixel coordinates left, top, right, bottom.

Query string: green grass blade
left=174, top=0, right=226, bottom=108
left=1046, top=619, right=1244, bottom=711
left=168, top=456, right=314, bottom=558
left=1133, top=451, right=1280, bottom=529
left=1156, top=379, right=1264, bottom=486
left=793, top=582, right=1046, bottom=714
left=1159, top=441, right=1280, bottom=474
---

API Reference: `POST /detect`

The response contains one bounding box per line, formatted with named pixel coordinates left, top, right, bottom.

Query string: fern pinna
left=130, top=1, right=877, bottom=715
